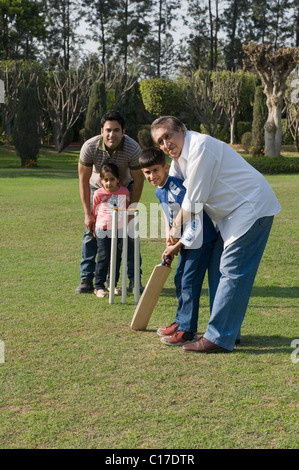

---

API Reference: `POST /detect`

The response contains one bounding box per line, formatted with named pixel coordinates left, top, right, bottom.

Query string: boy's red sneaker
left=157, top=322, right=179, bottom=337
left=160, top=330, right=197, bottom=346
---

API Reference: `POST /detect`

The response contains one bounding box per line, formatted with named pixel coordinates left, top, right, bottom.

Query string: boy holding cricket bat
left=139, top=147, right=219, bottom=346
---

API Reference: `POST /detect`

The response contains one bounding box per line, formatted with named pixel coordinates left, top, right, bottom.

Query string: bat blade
left=130, top=263, right=171, bottom=330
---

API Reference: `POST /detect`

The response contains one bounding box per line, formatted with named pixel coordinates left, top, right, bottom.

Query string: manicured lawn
left=0, top=147, right=298, bottom=449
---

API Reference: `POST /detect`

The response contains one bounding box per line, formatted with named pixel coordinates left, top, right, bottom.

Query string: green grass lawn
left=0, top=147, right=298, bottom=449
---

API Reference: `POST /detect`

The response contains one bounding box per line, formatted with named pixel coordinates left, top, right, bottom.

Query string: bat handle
left=161, top=255, right=172, bottom=267
left=162, top=209, right=174, bottom=267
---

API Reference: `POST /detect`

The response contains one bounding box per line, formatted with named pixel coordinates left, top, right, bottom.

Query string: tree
left=293, top=0, right=299, bottom=47
left=84, top=80, right=107, bottom=141
left=181, top=1, right=210, bottom=73
left=41, top=0, right=81, bottom=70
left=248, top=0, right=272, bottom=44
left=251, top=85, right=268, bottom=156
left=139, top=78, right=184, bottom=117
left=182, top=70, right=224, bottom=136
left=140, top=0, right=181, bottom=77
left=243, top=43, right=299, bottom=157
left=12, top=86, right=41, bottom=167
left=284, top=75, right=299, bottom=150
left=108, top=0, right=152, bottom=68
left=207, top=0, right=220, bottom=70
left=285, top=101, right=299, bottom=150
left=39, top=67, right=93, bottom=152
left=116, top=81, right=143, bottom=141
left=81, top=0, right=119, bottom=75
left=267, top=0, right=293, bottom=48
left=221, top=0, right=250, bottom=70
left=0, top=0, right=46, bottom=60
left=0, top=60, right=44, bottom=142
left=212, top=70, right=256, bottom=144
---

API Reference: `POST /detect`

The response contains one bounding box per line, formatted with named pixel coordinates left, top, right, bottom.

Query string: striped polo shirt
left=79, top=134, right=142, bottom=188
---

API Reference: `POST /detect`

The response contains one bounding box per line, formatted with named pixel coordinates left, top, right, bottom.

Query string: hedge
left=243, top=155, right=299, bottom=174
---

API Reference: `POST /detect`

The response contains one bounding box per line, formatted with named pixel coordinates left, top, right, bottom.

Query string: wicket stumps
left=109, top=209, right=140, bottom=305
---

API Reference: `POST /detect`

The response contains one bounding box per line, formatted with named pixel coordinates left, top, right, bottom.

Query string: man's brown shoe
left=182, top=336, right=231, bottom=354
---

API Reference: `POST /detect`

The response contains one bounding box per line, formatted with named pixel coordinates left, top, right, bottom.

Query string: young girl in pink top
left=92, top=163, right=130, bottom=298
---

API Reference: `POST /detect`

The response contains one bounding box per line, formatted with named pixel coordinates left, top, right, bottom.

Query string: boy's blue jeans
left=174, top=241, right=219, bottom=333
left=79, top=184, right=141, bottom=284
left=204, top=216, right=274, bottom=351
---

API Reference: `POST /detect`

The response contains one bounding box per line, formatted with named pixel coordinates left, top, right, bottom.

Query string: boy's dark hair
left=139, top=147, right=166, bottom=168
left=100, top=110, right=125, bottom=130
left=99, top=163, right=120, bottom=179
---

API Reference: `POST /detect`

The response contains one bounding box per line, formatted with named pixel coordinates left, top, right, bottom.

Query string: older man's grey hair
left=151, top=116, right=186, bottom=136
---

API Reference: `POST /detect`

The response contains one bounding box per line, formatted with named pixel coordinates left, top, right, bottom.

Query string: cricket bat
left=130, top=257, right=172, bottom=331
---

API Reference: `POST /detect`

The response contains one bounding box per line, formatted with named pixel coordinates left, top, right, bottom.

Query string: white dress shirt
left=169, top=130, right=281, bottom=248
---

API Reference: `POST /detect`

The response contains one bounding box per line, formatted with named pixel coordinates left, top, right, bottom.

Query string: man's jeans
left=204, top=216, right=274, bottom=351
left=79, top=184, right=142, bottom=284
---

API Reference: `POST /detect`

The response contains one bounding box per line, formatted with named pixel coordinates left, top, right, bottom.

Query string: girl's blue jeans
left=94, top=229, right=123, bottom=290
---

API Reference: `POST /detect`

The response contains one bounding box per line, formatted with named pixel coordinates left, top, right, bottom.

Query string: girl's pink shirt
left=92, top=186, right=130, bottom=230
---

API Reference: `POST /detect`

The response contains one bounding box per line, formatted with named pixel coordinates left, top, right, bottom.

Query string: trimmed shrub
left=12, top=86, right=41, bottom=167
left=84, top=80, right=107, bottom=141
left=139, top=78, right=184, bottom=117
left=137, top=125, right=153, bottom=149
left=236, top=121, right=252, bottom=143
left=241, top=131, right=252, bottom=153
left=244, top=155, right=299, bottom=174
left=251, top=85, right=267, bottom=156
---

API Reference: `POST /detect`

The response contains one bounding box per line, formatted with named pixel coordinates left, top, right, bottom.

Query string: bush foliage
left=12, top=86, right=41, bottom=167
left=139, top=78, right=184, bottom=117
left=244, top=155, right=299, bottom=174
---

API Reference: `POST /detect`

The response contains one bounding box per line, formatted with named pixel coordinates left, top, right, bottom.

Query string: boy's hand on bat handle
left=162, top=251, right=173, bottom=266
left=162, top=240, right=183, bottom=263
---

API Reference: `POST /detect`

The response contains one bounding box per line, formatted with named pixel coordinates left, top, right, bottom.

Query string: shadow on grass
left=162, top=286, right=299, bottom=299
left=234, top=335, right=295, bottom=355
left=251, top=286, right=299, bottom=298
left=0, top=167, right=78, bottom=179
left=0, top=147, right=79, bottom=178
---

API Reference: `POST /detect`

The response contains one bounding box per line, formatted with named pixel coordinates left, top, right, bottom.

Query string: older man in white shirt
left=151, top=116, right=281, bottom=353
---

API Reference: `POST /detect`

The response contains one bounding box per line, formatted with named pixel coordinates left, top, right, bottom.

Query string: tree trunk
left=123, top=0, right=128, bottom=68
left=230, top=113, right=237, bottom=144
left=243, top=43, right=299, bottom=156
left=157, top=0, right=162, bottom=77
left=99, top=9, right=106, bottom=79
left=208, top=0, right=214, bottom=70
left=214, top=0, right=219, bottom=69
left=264, top=93, right=283, bottom=157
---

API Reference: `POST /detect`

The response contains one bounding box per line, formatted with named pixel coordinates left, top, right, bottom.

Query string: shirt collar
left=180, top=130, right=190, bottom=161
left=158, top=175, right=170, bottom=189
left=98, top=135, right=125, bottom=152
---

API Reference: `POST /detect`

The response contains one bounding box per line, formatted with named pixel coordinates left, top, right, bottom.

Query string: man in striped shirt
left=76, top=110, right=144, bottom=294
